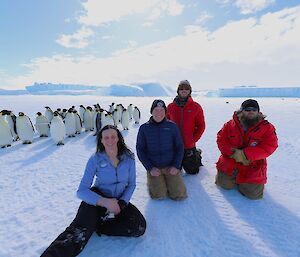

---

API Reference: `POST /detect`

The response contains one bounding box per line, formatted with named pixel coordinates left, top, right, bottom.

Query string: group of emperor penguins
left=0, top=103, right=141, bottom=147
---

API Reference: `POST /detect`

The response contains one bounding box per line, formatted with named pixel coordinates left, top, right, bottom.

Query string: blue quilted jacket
left=136, top=118, right=184, bottom=171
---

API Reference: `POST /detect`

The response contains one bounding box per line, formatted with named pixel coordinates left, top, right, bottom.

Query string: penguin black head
left=53, top=111, right=59, bottom=116
left=19, top=112, right=25, bottom=116
left=36, top=112, right=42, bottom=116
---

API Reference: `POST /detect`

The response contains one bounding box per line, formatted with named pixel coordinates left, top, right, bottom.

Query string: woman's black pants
left=40, top=201, right=146, bottom=257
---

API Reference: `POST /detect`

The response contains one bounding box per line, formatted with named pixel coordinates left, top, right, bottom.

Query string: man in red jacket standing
left=215, top=99, right=278, bottom=199
left=167, top=80, right=206, bottom=174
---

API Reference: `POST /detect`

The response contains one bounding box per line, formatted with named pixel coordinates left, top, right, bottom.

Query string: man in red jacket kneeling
left=215, top=99, right=278, bottom=199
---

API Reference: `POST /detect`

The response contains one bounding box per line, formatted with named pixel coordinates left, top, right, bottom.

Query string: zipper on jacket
left=114, top=165, right=119, bottom=197
left=179, top=107, right=184, bottom=132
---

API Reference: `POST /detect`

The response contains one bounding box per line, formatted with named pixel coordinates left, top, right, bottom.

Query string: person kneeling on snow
left=136, top=99, right=187, bottom=200
left=215, top=99, right=278, bottom=200
left=41, top=125, right=146, bottom=257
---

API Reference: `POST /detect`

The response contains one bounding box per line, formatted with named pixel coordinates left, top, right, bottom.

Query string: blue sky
left=1, top=0, right=300, bottom=90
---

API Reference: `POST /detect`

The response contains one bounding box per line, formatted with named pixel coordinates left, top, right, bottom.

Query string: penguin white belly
left=83, top=111, right=93, bottom=131
left=121, top=111, right=130, bottom=130
left=6, top=116, right=18, bottom=140
left=0, top=120, right=13, bottom=147
left=35, top=116, right=50, bottom=137
left=75, top=114, right=82, bottom=134
left=65, top=114, right=76, bottom=136
left=16, top=117, right=34, bottom=142
left=50, top=118, right=65, bottom=144
left=133, top=109, right=140, bottom=124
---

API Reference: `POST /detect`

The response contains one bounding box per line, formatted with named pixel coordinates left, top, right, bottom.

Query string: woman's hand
left=97, top=197, right=121, bottom=215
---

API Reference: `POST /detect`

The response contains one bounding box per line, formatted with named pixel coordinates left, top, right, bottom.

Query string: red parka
left=216, top=112, right=278, bottom=184
left=167, top=97, right=205, bottom=149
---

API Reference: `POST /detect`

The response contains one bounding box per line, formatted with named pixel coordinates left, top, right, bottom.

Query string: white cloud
left=78, top=0, right=183, bottom=26
left=235, top=0, right=275, bottom=14
left=195, top=12, right=213, bottom=25
left=56, top=27, right=94, bottom=49
left=217, top=0, right=275, bottom=14
left=6, top=5, right=300, bottom=89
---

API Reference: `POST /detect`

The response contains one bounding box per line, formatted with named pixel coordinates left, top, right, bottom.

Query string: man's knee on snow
left=238, top=183, right=264, bottom=200
left=215, top=171, right=236, bottom=190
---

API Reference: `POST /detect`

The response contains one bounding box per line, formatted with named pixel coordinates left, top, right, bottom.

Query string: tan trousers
left=147, top=168, right=187, bottom=200
left=215, top=171, right=264, bottom=200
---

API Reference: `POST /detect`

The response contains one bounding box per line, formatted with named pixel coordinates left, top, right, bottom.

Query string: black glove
left=118, top=200, right=128, bottom=211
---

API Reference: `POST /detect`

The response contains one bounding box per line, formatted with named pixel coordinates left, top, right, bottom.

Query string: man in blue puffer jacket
left=136, top=99, right=187, bottom=200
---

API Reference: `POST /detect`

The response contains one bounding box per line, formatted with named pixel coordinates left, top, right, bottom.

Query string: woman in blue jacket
left=136, top=99, right=187, bottom=200
left=41, top=125, right=146, bottom=257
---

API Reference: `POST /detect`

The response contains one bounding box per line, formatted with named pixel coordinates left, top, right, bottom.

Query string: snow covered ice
left=0, top=95, right=299, bottom=257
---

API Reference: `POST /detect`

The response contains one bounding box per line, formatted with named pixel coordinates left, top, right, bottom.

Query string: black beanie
left=150, top=99, right=167, bottom=113
left=240, top=99, right=260, bottom=112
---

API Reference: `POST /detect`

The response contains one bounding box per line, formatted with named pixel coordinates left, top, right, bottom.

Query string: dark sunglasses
left=243, top=107, right=258, bottom=112
left=178, top=86, right=190, bottom=90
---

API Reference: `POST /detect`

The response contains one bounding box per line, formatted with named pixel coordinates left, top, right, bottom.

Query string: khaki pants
left=215, top=171, right=264, bottom=200
left=147, top=168, right=187, bottom=200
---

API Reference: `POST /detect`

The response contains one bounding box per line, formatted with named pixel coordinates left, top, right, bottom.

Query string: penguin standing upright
left=16, top=112, right=35, bottom=144
left=61, top=109, right=68, bottom=119
left=102, top=113, right=114, bottom=128
left=0, top=112, right=13, bottom=148
left=50, top=112, right=66, bottom=145
left=35, top=112, right=50, bottom=137
left=127, top=104, right=133, bottom=120
left=65, top=109, right=76, bottom=137
left=2, top=110, right=18, bottom=141
left=83, top=106, right=93, bottom=131
left=121, top=108, right=130, bottom=130
left=44, top=106, right=53, bottom=123
left=108, top=103, right=115, bottom=113
left=79, top=105, right=86, bottom=122
left=73, top=110, right=82, bottom=134
left=113, top=108, right=120, bottom=126
left=133, top=106, right=141, bottom=124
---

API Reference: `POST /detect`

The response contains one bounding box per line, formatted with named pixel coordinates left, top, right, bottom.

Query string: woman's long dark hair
left=96, top=125, right=134, bottom=159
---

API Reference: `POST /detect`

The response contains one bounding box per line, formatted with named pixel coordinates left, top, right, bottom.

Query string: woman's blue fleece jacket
left=77, top=152, right=136, bottom=206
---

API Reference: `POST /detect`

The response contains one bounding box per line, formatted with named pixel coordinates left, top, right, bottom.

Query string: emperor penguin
left=50, top=112, right=65, bottom=145
left=133, top=106, right=141, bottom=124
left=44, top=106, right=53, bottom=123
left=117, top=104, right=123, bottom=122
left=121, top=108, right=130, bottom=130
left=79, top=105, right=86, bottom=122
left=113, top=108, right=120, bottom=126
left=0, top=112, right=13, bottom=148
left=83, top=106, right=93, bottom=131
left=64, top=109, right=76, bottom=137
left=3, top=110, right=18, bottom=141
left=95, top=109, right=104, bottom=133
left=35, top=112, right=50, bottom=137
left=108, top=103, right=115, bottom=113
left=102, top=113, right=114, bottom=128
left=61, top=109, right=68, bottom=119
left=16, top=112, right=35, bottom=144
left=127, top=104, right=133, bottom=120
left=73, top=110, right=82, bottom=134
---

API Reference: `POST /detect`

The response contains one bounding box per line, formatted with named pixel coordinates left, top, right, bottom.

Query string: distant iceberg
left=0, top=82, right=174, bottom=96
left=206, top=86, right=300, bottom=97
